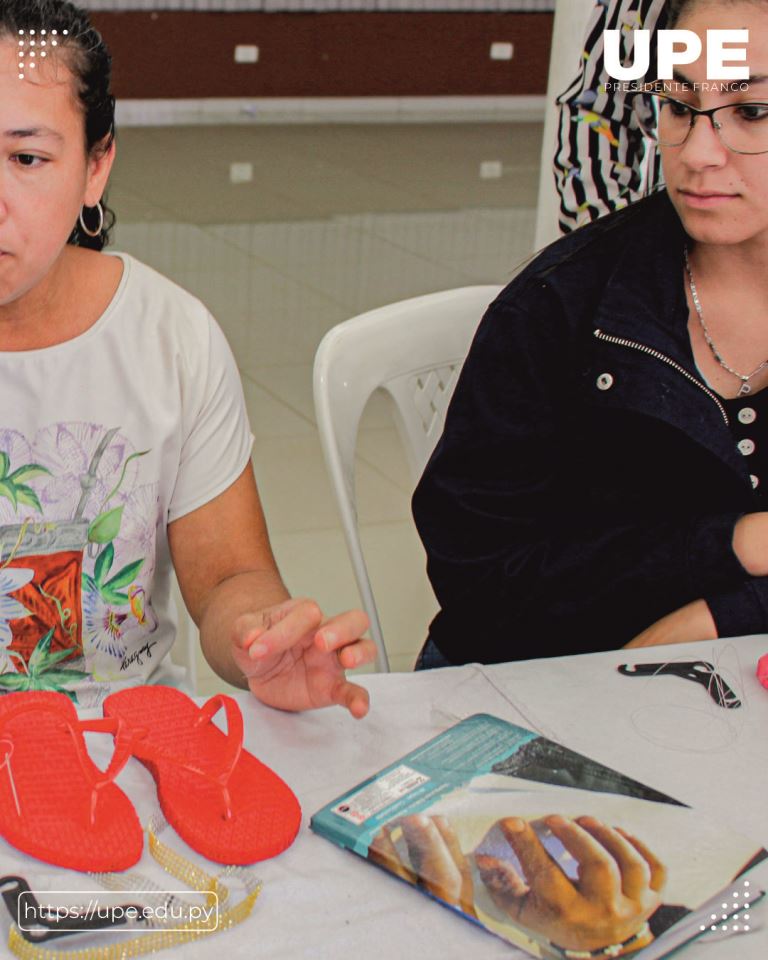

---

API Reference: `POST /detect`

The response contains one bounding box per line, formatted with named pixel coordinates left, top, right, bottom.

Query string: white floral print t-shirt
left=0, top=253, right=253, bottom=707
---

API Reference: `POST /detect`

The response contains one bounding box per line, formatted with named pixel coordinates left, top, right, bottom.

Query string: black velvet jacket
left=412, top=190, right=766, bottom=664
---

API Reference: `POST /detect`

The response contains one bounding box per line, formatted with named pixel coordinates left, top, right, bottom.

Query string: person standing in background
left=555, top=0, right=669, bottom=233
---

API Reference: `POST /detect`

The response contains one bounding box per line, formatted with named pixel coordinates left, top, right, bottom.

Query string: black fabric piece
left=0, top=875, right=144, bottom=942
left=490, top=737, right=684, bottom=806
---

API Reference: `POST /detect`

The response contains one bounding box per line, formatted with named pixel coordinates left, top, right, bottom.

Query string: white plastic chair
left=313, top=285, right=501, bottom=671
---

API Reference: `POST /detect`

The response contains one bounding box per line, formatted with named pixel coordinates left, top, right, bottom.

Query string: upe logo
left=604, top=29, right=749, bottom=81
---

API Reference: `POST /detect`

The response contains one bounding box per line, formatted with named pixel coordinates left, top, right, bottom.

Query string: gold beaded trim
left=7, top=815, right=262, bottom=960
left=148, top=822, right=225, bottom=902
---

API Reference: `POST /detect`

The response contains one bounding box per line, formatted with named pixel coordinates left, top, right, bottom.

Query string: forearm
left=625, top=599, right=717, bottom=649
left=423, top=511, right=768, bottom=656
left=624, top=515, right=768, bottom=647
left=463, top=513, right=768, bottom=653
left=419, top=506, right=749, bottom=652
left=198, top=568, right=290, bottom=688
left=733, top=513, right=768, bottom=576
left=169, top=465, right=374, bottom=715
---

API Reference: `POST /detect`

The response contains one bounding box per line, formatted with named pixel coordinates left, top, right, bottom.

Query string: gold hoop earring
left=79, top=201, right=104, bottom=238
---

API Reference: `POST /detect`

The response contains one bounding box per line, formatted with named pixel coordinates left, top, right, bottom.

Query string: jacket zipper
left=593, top=328, right=729, bottom=427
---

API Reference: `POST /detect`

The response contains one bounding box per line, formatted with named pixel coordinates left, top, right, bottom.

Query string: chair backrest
left=313, top=285, right=501, bottom=671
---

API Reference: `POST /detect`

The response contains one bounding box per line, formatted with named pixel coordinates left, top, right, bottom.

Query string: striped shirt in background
left=555, top=0, right=669, bottom=233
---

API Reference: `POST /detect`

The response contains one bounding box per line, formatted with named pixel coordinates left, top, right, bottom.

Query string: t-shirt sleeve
left=168, top=313, right=254, bottom=522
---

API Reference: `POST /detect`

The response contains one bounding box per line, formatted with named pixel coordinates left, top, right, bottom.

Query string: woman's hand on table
left=230, top=598, right=375, bottom=718
left=170, top=465, right=376, bottom=714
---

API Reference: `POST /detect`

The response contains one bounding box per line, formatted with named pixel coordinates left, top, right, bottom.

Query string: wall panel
left=82, top=2, right=554, bottom=10
left=89, top=11, right=554, bottom=99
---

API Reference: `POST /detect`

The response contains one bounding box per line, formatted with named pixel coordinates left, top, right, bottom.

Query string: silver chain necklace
left=684, top=246, right=768, bottom=397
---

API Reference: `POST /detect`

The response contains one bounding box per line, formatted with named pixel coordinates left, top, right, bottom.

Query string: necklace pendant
left=739, top=382, right=752, bottom=397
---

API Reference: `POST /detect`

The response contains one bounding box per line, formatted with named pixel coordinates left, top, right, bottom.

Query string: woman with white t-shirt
left=0, top=0, right=375, bottom=713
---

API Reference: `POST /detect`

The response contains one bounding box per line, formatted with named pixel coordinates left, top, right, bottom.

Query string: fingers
left=232, top=611, right=269, bottom=653
left=230, top=600, right=374, bottom=717
left=315, top=609, right=371, bottom=658
left=498, top=817, right=572, bottom=899
left=432, top=816, right=464, bottom=868
left=576, top=818, right=653, bottom=902
left=545, top=816, right=622, bottom=902
left=316, top=609, right=374, bottom=673
left=328, top=677, right=370, bottom=719
left=433, top=816, right=476, bottom=916
left=615, top=828, right=668, bottom=894
left=475, top=853, right=529, bottom=916
left=369, top=826, right=417, bottom=884
left=400, top=815, right=464, bottom=905
left=236, top=602, right=373, bottom=667
left=235, top=598, right=324, bottom=660
left=335, top=638, right=378, bottom=672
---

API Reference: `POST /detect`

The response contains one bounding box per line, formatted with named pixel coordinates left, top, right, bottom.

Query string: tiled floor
left=108, top=119, right=543, bottom=692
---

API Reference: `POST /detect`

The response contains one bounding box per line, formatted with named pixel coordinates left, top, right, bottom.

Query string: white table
left=2, top=635, right=768, bottom=958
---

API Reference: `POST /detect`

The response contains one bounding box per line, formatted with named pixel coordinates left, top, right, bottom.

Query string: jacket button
left=738, top=438, right=756, bottom=456
left=596, top=373, right=614, bottom=391
left=739, top=407, right=757, bottom=425
left=751, top=475, right=760, bottom=489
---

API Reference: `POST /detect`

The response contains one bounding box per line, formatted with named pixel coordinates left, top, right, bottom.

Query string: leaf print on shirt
left=0, top=423, right=157, bottom=681
left=84, top=542, right=144, bottom=606
left=0, top=452, right=51, bottom=514
left=81, top=541, right=149, bottom=660
left=0, top=628, right=89, bottom=702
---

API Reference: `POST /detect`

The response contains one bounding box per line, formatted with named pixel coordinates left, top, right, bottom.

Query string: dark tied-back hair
left=0, top=0, right=116, bottom=250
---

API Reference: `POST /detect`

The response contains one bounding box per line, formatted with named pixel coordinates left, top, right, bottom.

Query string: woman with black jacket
left=413, top=0, right=768, bottom=667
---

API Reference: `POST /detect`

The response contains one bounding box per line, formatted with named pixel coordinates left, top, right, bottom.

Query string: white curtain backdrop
left=534, top=0, right=595, bottom=250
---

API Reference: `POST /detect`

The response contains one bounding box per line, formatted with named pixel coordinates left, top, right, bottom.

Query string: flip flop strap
left=78, top=716, right=146, bottom=819
left=0, top=701, right=136, bottom=825
left=178, top=695, right=244, bottom=820
left=0, top=701, right=67, bottom=818
left=0, top=737, right=21, bottom=816
left=67, top=716, right=142, bottom=825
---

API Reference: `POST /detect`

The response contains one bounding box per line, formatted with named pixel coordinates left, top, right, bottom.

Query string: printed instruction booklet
left=311, top=714, right=765, bottom=959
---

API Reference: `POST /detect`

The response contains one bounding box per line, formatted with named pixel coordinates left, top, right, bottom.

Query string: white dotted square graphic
left=16, top=27, right=67, bottom=79
left=700, top=879, right=755, bottom=935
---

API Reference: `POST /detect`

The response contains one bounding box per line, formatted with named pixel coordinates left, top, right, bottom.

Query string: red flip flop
left=0, top=691, right=144, bottom=871
left=102, top=686, right=302, bottom=864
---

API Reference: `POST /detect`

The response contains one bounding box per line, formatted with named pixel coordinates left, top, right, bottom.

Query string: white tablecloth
left=2, top=635, right=768, bottom=958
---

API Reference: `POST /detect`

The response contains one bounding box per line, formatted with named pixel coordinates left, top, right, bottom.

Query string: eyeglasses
left=633, top=92, right=768, bottom=155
